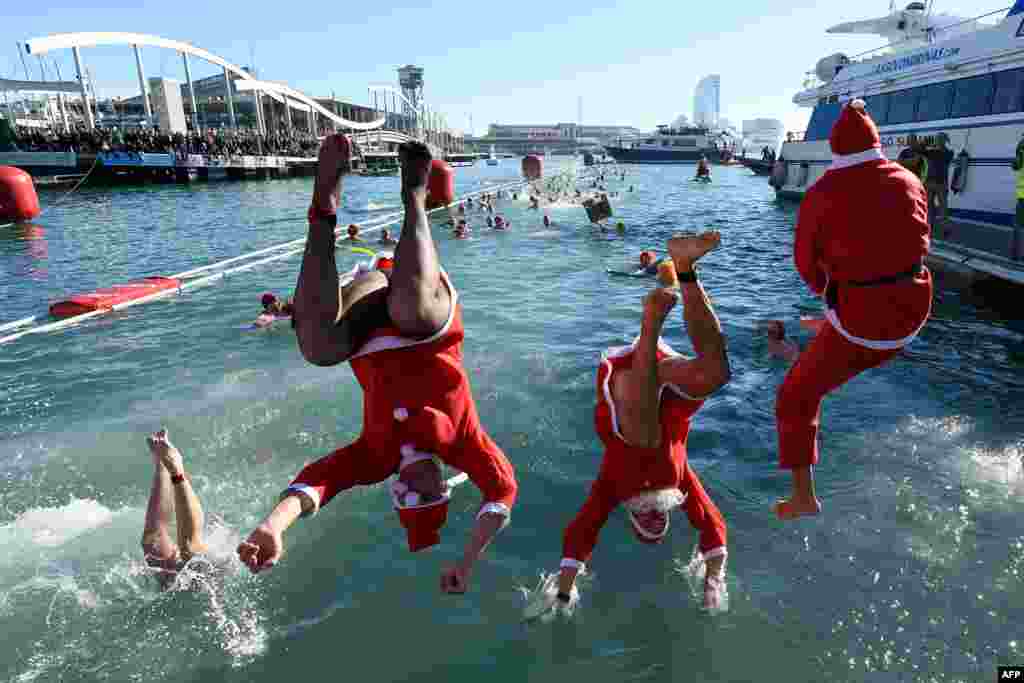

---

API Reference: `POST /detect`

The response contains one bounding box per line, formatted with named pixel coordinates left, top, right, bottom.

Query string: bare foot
left=311, top=134, right=352, bottom=216
left=642, top=286, right=679, bottom=332
left=146, top=429, right=184, bottom=477
left=399, top=141, right=432, bottom=199
left=667, top=231, right=721, bottom=271
left=773, top=496, right=822, bottom=520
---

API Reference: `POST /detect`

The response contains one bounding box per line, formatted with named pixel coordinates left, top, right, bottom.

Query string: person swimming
left=142, top=429, right=211, bottom=590
left=378, top=228, right=397, bottom=245
left=695, top=157, right=711, bottom=180
left=254, top=293, right=293, bottom=328
left=345, top=224, right=363, bottom=242
left=494, top=215, right=506, bottom=230
left=543, top=214, right=550, bottom=227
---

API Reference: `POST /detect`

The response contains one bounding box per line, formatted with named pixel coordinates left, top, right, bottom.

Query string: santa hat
left=624, top=488, right=686, bottom=544
left=261, top=292, right=277, bottom=307
left=391, top=449, right=451, bottom=552
left=829, top=99, right=886, bottom=170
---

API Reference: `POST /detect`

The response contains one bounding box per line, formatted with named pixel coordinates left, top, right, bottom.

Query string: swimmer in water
left=454, top=222, right=469, bottom=239
left=629, top=185, right=634, bottom=192
left=554, top=232, right=731, bottom=613
left=457, top=203, right=465, bottom=216
left=494, top=215, right=505, bottom=230
left=543, top=214, right=550, bottom=227
left=238, top=138, right=518, bottom=595
left=345, top=224, right=362, bottom=242
left=696, top=157, right=711, bottom=180
left=142, top=429, right=209, bottom=589
left=486, top=216, right=493, bottom=228
left=378, top=228, right=397, bottom=246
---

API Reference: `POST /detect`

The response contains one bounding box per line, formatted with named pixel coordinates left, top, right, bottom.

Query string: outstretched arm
left=293, top=135, right=354, bottom=366
left=387, top=142, right=451, bottom=338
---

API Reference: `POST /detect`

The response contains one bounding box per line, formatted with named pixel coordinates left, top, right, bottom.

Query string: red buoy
left=426, top=159, right=455, bottom=210
left=0, top=166, right=41, bottom=222
left=522, top=155, right=542, bottom=181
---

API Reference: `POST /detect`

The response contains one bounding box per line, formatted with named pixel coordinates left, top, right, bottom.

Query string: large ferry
left=604, top=125, right=719, bottom=163
left=775, top=1, right=1024, bottom=283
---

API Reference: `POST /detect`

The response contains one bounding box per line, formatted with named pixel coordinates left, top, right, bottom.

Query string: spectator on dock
left=925, top=134, right=954, bottom=235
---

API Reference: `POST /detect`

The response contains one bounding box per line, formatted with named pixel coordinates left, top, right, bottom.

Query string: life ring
left=795, top=162, right=810, bottom=187
left=950, top=150, right=969, bottom=194
left=769, top=160, right=788, bottom=189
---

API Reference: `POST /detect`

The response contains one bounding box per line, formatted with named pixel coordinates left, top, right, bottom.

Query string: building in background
left=693, top=75, right=720, bottom=128
left=742, top=118, right=785, bottom=155
left=469, top=122, right=642, bottom=155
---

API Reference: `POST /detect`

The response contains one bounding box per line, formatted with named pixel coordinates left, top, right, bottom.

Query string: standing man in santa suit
left=774, top=99, right=932, bottom=520
left=552, top=235, right=731, bottom=613
left=237, top=137, right=518, bottom=594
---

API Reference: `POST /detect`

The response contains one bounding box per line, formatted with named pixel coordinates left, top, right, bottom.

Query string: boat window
left=804, top=102, right=843, bottom=141
left=915, top=81, right=954, bottom=122
left=949, top=74, right=995, bottom=118
left=887, top=87, right=921, bottom=125
left=991, top=68, right=1024, bottom=115
left=863, top=94, right=890, bottom=125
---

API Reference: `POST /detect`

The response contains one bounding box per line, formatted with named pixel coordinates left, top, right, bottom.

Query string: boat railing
left=843, top=5, right=1010, bottom=66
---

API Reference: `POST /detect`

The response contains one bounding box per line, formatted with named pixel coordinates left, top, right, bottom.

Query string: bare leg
left=147, top=429, right=207, bottom=560
left=614, top=285, right=679, bottom=448
left=141, top=451, right=177, bottom=562
left=387, top=141, right=450, bottom=337
left=659, top=232, right=731, bottom=397
left=293, top=135, right=354, bottom=366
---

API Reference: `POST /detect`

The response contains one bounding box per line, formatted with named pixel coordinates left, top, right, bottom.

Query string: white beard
left=624, top=488, right=686, bottom=514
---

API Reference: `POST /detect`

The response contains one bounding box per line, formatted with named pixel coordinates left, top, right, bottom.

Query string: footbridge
left=21, top=32, right=464, bottom=155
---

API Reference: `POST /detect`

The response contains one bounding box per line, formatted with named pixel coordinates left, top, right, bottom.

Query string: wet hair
left=766, top=321, right=786, bottom=341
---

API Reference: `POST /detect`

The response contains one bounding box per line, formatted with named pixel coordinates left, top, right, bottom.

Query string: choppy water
left=2, top=162, right=1023, bottom=683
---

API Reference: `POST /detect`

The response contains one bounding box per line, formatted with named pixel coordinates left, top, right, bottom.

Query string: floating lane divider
left=0, top=175, right=556, bottom=347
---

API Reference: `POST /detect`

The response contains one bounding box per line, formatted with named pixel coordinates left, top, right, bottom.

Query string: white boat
left=775, top=1, right=1024, bottom=284
left=486, top=144, right=499, bottom=165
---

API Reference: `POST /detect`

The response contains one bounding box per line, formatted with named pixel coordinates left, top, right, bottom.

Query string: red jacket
left=561, top=342, right=727, bottom=569
left=795, top=159, right=932, bottom=344
left=289, top=276, right=518, bottom=523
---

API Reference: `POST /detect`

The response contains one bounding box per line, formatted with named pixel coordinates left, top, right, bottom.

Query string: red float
left=522, top=155, right=542, bottom=181
left=0, top=166, right=41, bottom=222
left=426, top=159, right=455, bottom=210
left=49, top=276, right=181, bottom=318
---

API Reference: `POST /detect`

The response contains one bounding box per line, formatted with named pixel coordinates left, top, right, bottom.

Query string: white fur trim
left=347, top=270, right=458, bottom=360
left=477, top=502, right=511, bottom=520
left=700, top=546, right=728, bottom=561
left=848, top=98, right=866, bottom=110
left=829, top=147, right=885, bottom=171
left=560, top=558, right=586, bottom=571
left=823, top=307, right=923, bottom=351
left=624, top=488, right=687, bottom=513
left=628, top=508, right=671, bottom=540
left=284, top=484, right=321, bottom=517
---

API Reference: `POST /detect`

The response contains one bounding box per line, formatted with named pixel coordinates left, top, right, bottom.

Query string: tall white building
left=693, top=75, right=720, bottom=128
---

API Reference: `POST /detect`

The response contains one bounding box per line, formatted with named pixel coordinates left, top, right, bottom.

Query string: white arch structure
left=24, top=32, right=385, bottom=131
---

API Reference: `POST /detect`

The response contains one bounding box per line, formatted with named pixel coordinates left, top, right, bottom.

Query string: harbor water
left=1, top=163, right=1023, bottom=682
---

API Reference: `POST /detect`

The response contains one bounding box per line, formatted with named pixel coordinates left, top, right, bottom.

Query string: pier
left=2, top=33, right=470, bottom=186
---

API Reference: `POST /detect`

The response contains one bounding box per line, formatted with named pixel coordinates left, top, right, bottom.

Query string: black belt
left=826, top=263, right=923, bottom=310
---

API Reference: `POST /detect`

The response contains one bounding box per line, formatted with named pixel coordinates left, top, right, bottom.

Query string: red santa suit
left=776, top=99, right=933, bottom=470
left=286, top=272, right=518, bottom=550
left=560, top=340, right=728, bottom=574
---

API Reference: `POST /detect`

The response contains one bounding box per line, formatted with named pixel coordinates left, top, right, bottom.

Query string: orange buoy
left=522, top=155, right=542, bottom=181
left=0, top=166, right=41, bottom=222
left=426, top=159, right=455, bottom=210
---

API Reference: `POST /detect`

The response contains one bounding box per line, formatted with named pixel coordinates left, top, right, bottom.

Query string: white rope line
left=0, top=175, right=545, bottom=347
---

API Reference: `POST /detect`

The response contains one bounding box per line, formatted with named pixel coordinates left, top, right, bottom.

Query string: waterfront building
left=471, top=122, right=642, bottom=155
left=694, top=75, right=721, bottom=128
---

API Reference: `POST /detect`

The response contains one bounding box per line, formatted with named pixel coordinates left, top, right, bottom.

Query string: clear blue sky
left=0, top=0, right=1006, bottom=135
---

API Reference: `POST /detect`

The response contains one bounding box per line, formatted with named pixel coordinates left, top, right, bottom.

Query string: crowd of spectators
left=1, top=122, right=323, bottom=158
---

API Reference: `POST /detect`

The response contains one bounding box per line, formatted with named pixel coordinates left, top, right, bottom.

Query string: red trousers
left=776, top=321, right=899, bottom=469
